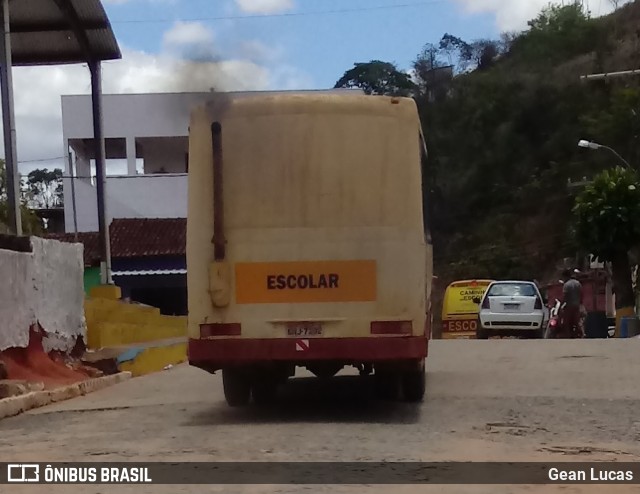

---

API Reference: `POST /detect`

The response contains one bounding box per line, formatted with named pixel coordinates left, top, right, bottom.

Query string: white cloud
left=162, top=21, right=219, bottom=61
left=452, top=0, right=627, bottom=32
left=235, top=0, right=294, bottom=14
left=0, top=40, right=311, bottom=175
left=236, top=39, right=283, bottom=63
left=163, top=21, right=215, bottom=48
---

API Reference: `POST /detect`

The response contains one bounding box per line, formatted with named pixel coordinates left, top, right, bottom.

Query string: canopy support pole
left=0, top=0, right=21, bottom=235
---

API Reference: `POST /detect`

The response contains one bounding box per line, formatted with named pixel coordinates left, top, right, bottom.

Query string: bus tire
left=252, top=375, right=278, bottom=406
left=402, top=367, right=426, bottom=402
left=222, top=369, right=251, bottom=407
left=374, top=372, right=400, bottom=401
left=402, top=360, right=426, bottom=402
left=476, top=325, right=489, bottom=340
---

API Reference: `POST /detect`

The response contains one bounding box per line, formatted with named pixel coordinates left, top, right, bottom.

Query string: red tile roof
left=44, top=218, right=186, bottom=266
left=110, top=218, right=186, bottom=258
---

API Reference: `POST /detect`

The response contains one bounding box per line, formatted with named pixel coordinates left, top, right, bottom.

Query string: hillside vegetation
left=417, top=2, right=639, bottom=282
left=335, top=1, right=640, bottom=328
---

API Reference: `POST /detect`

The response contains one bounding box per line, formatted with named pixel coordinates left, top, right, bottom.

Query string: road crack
left=539, top=446, right=639, bottom=456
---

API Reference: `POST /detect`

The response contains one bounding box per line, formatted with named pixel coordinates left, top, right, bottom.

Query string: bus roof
left=196, top=92, right=420, bottom=121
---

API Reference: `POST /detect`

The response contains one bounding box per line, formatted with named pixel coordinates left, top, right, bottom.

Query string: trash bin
left=585, top=312, right=608, bottom=339
left=620, top=316, right=640, bottom=338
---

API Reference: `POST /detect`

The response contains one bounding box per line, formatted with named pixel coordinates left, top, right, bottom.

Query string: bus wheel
left=252, top=374, right=278, bottom=406
left=374, top=372, right=400, bottom=401
left=476, top=326, right=489, bottom=340
left=402, top=366, right=426, bottom=402
left=222, top=369, right=251, bottom=407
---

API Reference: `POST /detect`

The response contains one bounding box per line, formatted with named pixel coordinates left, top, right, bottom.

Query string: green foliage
left=26, top=168, right=64, bottom=209
left=415, top=3, right=638, bottom=282
left=0, top=160, right=43, bottom=235
left=334, top=60, right=416, bottom=96
left=582, top=87, right=640, bottom=166
left=573, top=167, right=640, bottom=259
left=334, top=1, right=639, bottom=283
left=510, top=2, right=602, bottom=66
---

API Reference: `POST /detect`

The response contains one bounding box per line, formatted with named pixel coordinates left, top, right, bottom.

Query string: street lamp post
left=578, top=139, right=632, bottom=169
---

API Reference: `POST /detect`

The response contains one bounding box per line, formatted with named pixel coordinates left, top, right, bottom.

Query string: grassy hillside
left=419, top=1, right=640, bottom=328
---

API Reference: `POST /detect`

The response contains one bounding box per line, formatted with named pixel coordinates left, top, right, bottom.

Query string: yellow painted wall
left=85, top=286, right=187, bottom=349
left=118, top=343, right=187, bottom=377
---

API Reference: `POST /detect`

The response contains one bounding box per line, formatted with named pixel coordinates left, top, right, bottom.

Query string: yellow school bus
left=187, top=92, right=432, bottom=406
left=441, top=280, right=493, bottom=339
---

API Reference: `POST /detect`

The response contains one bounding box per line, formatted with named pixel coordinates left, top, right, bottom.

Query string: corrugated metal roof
left=7, top=0, right=121, bottom=66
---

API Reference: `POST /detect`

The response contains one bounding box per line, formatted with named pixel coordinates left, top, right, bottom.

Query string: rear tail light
left=371, top=321, right=413, bottom=335
left=200, top=323, right=241, bottom=337
left=481, top=297, right=490, bottom=309
left=534, top=297, right=543, bottom=310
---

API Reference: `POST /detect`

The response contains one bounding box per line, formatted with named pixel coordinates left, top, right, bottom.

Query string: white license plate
left=287, top=323, right=323, bottom=337
left=504, top=303, right=520, bottom=311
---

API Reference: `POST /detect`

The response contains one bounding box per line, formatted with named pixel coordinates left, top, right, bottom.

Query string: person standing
left=561, top=269, right=585, bottom=337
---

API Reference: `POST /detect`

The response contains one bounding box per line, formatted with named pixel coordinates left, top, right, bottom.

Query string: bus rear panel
left=186, top=92, right=432, bottom=404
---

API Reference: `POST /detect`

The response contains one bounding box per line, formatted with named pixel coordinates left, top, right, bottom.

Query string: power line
left=109, top=0, right=445, bottom=25
left=17, top=156, right=65, bottom=164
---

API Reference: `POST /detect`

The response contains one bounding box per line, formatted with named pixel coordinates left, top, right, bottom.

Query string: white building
left=61, top=90, right=356, bottom=233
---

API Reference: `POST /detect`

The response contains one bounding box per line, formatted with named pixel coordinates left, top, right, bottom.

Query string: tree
left=438, top=34, right=472, bottom=72
left=334, top=60, right=416, bottom=96
left=512, top=2, right=600, bottom=65
left=26, top=168, right=64, bottom=209
left=0, top=160, right=42, bottom=235
left=412, top=44, right=453, bottom=102
left=573, top=167, right=640, bottom=311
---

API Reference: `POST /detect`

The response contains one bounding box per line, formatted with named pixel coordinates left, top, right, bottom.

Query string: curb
left=0, top=372, right=132, bottom=420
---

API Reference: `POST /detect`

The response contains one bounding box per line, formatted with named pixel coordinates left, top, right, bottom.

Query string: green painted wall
left=84, top=267, right=101, bottom=295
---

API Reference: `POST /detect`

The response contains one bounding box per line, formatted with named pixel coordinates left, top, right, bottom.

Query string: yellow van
left=441, top=280, right=493, bottom=339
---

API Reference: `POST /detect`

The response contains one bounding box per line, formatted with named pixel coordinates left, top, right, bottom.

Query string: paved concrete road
left=2, top=339, right=640, bottom=494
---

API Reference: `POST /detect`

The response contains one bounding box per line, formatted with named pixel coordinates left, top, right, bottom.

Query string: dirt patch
left=0, top=327, right=94, bottom=389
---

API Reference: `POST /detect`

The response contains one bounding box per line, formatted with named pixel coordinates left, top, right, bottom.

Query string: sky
left=3, top=0, right=627, bottom=176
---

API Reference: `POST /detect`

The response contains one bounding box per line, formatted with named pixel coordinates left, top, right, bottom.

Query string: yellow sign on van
left=235, top=260, right=377, bottom=304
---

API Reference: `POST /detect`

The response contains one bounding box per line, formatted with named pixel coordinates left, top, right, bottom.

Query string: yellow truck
left=441, top=280, right=493, bottom=339
left=186, top=92, right=432, bottom=406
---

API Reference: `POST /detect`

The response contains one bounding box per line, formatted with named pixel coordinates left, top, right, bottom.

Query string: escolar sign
left=443, top=319, right=478, bottom=332
left=235, top=260, right=377, bottom=304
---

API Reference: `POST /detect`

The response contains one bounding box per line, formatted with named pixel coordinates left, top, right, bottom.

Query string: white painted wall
left=61, top=90, right=354, bottom=140
left=65, top=174, right=188, bottom=232
left=0, top=238, right=86, bottom=351
left=61, top=90, right=360, bottom=233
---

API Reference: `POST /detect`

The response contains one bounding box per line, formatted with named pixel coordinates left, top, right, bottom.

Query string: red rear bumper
left=188, top=336, right=428, bottom=371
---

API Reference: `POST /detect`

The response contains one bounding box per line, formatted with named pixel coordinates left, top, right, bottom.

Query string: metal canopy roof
left=7, top=0, right=121, bottom=66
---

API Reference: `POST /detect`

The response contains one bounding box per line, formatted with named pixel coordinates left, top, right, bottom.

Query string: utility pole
left=89, top=60, right=112, bottom=284
left=0, top=0, right=21, bottom=236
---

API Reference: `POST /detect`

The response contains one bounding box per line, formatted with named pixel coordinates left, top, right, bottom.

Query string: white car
left=475, top=281, right=546, bottom=339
